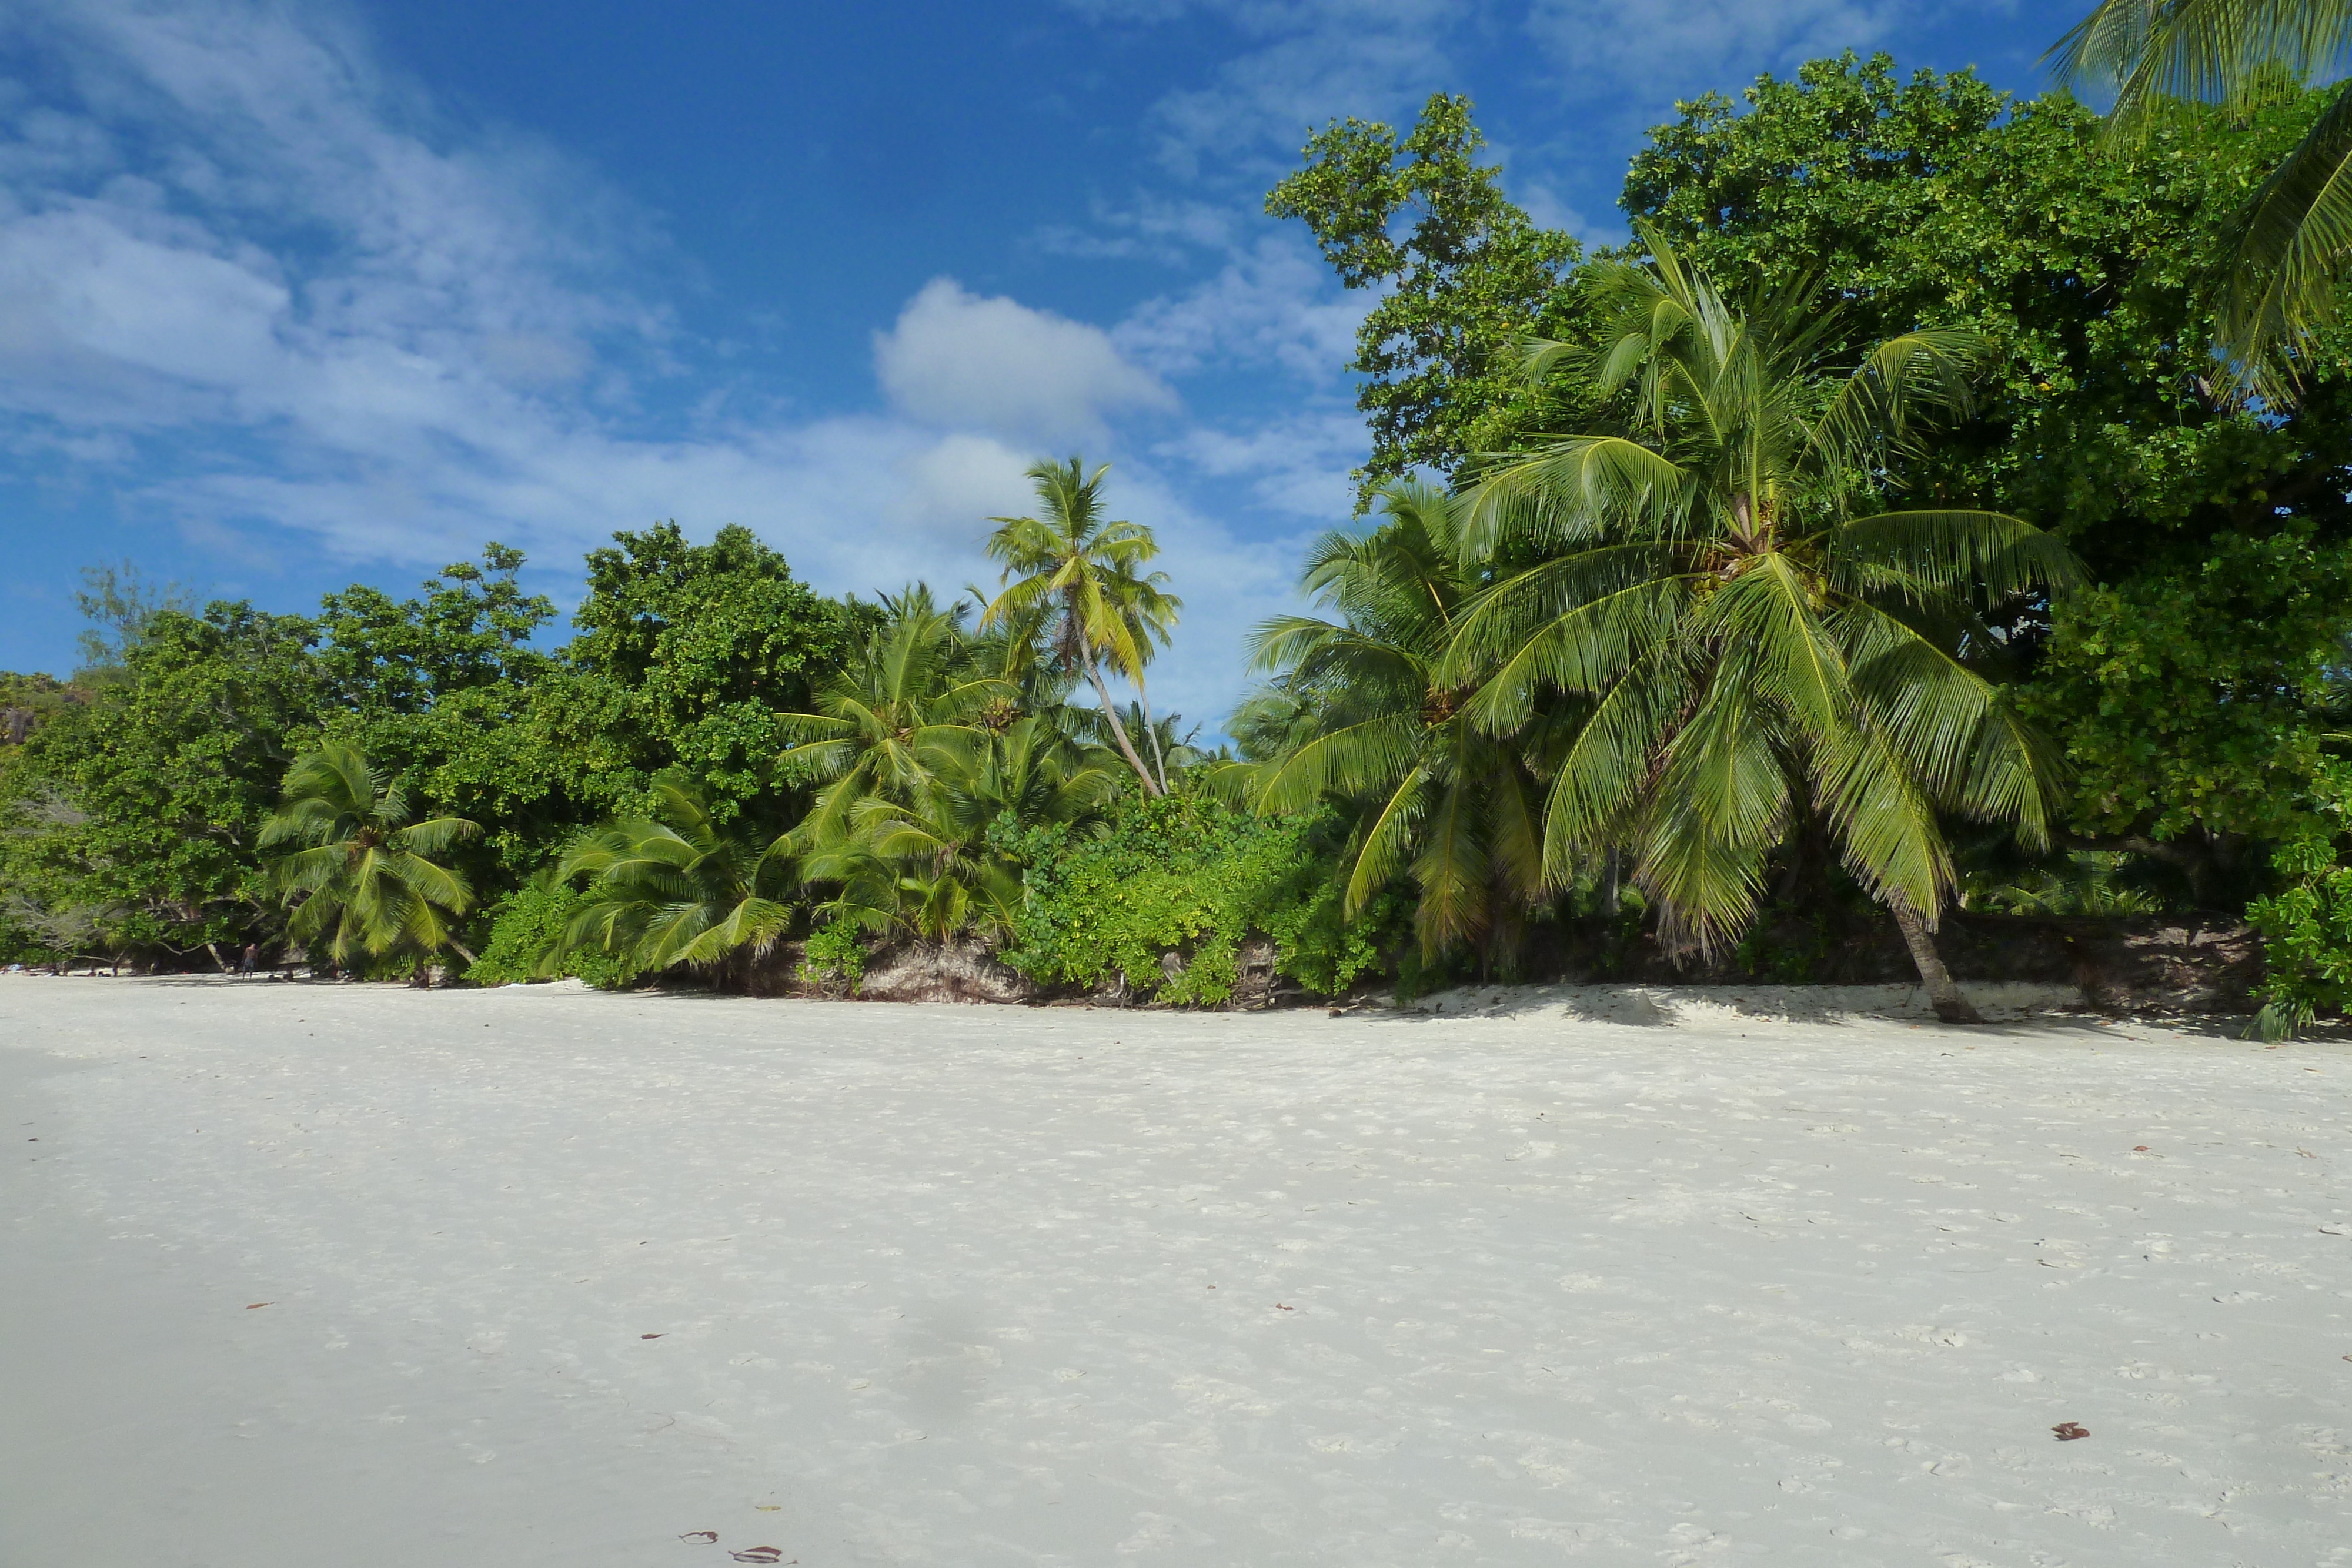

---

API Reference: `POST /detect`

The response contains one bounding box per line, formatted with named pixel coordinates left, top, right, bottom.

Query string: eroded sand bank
left=3, top=977, right=2347, bottom=1566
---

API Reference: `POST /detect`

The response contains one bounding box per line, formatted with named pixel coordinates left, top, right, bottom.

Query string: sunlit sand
left=5, top=977, right=2347, bottom=1565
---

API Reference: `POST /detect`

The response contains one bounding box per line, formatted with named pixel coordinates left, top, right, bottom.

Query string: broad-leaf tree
left=1448, top=236, right=2083, bottom=1020
left=2, top=604, right=322, bottom=968
left=260, top=742, right=480, bottom=973
left=1268, top=93, right=1589, bottom=504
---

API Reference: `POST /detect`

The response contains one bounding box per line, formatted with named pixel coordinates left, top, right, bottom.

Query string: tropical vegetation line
left=11, top=7, right=2352, bottom=1031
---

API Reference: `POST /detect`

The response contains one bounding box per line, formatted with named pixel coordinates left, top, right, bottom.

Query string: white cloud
left=1115, top=235, right=1370, bottom=380
left=1031, top=194, right=1241, bottom=264
left=872, top=278, right=1178, bottom=443
left=1514, top=178, right=1599, bottom=242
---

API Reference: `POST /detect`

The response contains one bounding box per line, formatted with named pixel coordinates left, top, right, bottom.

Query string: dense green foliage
left=1267, top=93, right=1588, bottom=503
left=467, top=877, right=640, bottom=989
left=2, top=605, right=321, bottom=966
left=778, top=584, right=1120, bottom=945
left=543, top=771, right=797, bottom=979
left=2245, top=814, right=2352, bottom=1038
left=1612, top=60, right=2352, bottom=896
left=998, top=795, right=1392, bottom=1005
left=2024, top=527, right=2352, bottom=865
left=21, top=36, right=2352, bottom=1022
left=2054, top=0, right=2352, bottom=384
left=0, top=530, right=869, bottom=975
left=1275, top=63, right=2352, bottom=872
left=1226, top=482, right=1545, bottom=964
left=1454, top=238, right=2077, bottom=1017
left=556, top=523, right=866, bottom=818
left=1260, top=55, right=2352, bottom=1012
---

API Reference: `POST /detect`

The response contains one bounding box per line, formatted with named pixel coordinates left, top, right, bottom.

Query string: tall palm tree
left=1231, top=481, right=1548, bottom=962
left=260, top=742, right=480, bottom=973
left=981, top=458, right=1181, bottom=796
left=542, top=771, right=795, bottom=978
left=2053, top=0, right=2352, bottom=385
left=1447, top=235, right=2083, bottom=1021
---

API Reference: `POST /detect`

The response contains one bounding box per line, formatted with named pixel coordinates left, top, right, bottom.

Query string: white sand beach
left=4, top=977, right=2348, bottom=1567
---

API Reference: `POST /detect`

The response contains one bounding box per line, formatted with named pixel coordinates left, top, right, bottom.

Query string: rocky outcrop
left=733, top=937, right=1035, bottom=1002
left=846, top=940, right=1038, bottom=1005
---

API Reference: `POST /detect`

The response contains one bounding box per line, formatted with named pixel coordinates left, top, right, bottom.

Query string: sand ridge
left=3, top=976, right=2348, bottom=1565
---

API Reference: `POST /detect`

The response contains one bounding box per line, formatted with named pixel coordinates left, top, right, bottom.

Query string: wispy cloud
left=1158, top=409, right=1371, bottom=519
left=1063, top=0, right=1485, bottom=180
left=1526, top=1, right=2026, bottom=113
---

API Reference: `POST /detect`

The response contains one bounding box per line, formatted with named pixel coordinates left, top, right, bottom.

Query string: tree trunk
left=1890, top=898, right=1983, bottom=1024
left=1135, top=681, right=1171, bottom=792
left=1084, top=657, right=1162, bottom=798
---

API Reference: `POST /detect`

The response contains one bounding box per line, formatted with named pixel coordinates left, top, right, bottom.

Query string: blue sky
left=0, top=0, right=2057, bottom=728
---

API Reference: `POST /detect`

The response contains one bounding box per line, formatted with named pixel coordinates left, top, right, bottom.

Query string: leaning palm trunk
left=1889, top=899, right=1983, bottom=1025
left=1081, top=645, right=1162, bottom=797
left=1135, top=683, right=1172, bottom=791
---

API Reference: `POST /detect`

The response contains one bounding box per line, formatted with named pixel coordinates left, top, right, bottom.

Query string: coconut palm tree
left=981, top=458, right=1181, bottom=796
left=1446, top=235, right=2083, bottom=1021
left=779, top=589, right=1121, bottom=945
left=260, top=742, right=480, bottom=974
left=774, top=586, right=1009, bottom=845
left=1231, top=480, right=1548, bottom=962
left=805, top=714, right=1119, bottom=942
left=541, top=771, right=795, bottom=978
left=2053, top=0, right=2352, bottom=385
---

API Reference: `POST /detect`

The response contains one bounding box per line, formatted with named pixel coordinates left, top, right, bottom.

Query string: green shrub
left=799, top=915, right=866, bottom=994
left=2246, top=833, right=2352, bottom=1039
left=997, top=794, right=1395, bottom=1005
left=466, top=877, right=640, bottom=989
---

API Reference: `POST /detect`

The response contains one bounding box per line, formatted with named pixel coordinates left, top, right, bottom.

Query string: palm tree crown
left=544, top=771, right=796, bottom=977
left=775, top=586, right=1008, bottom=844
left=1448, top=235, right=2083, bottom=1016
left=1233, top=480, right=1545, bottom=961
left=981, top=458, right=1181, bottom=795
left=2053, top=0, right=2352, bottom=384
left=779, top=590, right=1122, bottom=945
left=260, top=742, right=480, bottom=969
